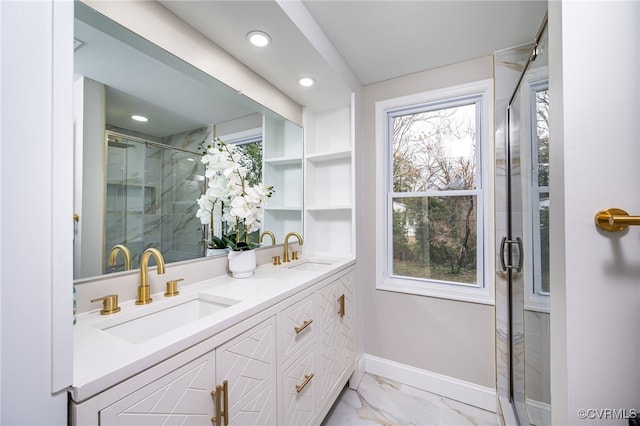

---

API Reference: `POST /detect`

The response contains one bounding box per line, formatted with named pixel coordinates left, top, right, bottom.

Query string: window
left=375, top=80, right=494, bottom=304
left=532, top=84, right=549, bottom=296
left=524, top=78, right=550, bottom=312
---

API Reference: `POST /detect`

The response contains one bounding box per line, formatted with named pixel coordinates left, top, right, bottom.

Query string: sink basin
left=287, top=260, right=333, bottom=271
left=95, top=295, right=240, bottom=344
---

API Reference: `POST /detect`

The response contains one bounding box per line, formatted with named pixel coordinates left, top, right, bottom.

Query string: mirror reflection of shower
left=105, top=131, right=205, bottom=273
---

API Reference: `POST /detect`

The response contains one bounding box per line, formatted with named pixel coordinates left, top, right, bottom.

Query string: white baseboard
left=526, top=398, right=550, bottom=426
left=349, top=354, right=366, bottom=390
left=363, top=353, right=497, bottom=413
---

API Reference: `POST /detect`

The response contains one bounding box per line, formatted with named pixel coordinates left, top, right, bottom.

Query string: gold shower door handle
left=595, top=208, right=640, bottom=232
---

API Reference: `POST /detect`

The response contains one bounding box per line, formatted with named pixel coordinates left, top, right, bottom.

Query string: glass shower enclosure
left=105, top=132, right=205, bottom=273
left=502, top=15, right=550, bottom=426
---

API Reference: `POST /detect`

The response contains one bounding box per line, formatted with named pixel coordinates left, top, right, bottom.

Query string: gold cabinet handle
left=294, top=319, right=313, bottom=335
left=90, top=294, right=121, bottom=315
left=338, top=294, right=345, bottom=318
left=295, top=373, right=314, bottom=393
left=211, top=380, right=228, bottom=425
left=595, top=208, right=640, bottom=232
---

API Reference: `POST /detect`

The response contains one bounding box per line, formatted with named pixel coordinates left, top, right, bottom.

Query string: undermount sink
left=286, top=259, right=334, bottom=271
left=94, top=295, right=241, bottom=344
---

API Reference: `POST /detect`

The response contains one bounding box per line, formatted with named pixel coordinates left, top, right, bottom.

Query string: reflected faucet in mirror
left=283, top=232, right=303, bottom=263
left=108, top=244, right=132, bottom=271
left=259, top=231, right=276, bottom=246
left=137, top=248, right=165, bottom=305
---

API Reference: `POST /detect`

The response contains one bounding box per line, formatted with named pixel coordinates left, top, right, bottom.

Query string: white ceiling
left=162, top=0, right=548, bottom=110
left=75, top=1, right=547, bottom=137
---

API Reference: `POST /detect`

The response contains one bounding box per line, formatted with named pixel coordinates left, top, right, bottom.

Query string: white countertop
left=70, top=255, right=355, bottom=403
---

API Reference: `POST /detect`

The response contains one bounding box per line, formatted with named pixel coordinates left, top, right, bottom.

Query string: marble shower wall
left=161, top=126, right=213, bottom=263
left=104, top=125, right=212, bottom=272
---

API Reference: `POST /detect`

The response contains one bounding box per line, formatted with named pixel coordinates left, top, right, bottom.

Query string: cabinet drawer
left=278, top=294, right=315, bottom=364
left=281, top=345, right=317, bottom=426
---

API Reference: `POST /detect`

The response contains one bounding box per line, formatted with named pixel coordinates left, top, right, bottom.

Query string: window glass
left=389, top=101, right=480, bottom=287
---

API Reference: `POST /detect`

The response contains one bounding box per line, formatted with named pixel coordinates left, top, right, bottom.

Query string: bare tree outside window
left=535, top=89, right=550, bottom=294
left=391, top=103, right=479, bottom=284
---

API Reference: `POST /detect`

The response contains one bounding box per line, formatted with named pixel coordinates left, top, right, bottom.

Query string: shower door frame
left=502, top=14, right=549, bottom=426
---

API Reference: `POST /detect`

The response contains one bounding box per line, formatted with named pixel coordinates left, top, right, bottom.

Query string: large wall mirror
left=74, top=2, right=303, bottom=280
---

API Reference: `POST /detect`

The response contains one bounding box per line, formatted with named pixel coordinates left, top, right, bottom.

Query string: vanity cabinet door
left=215, top=316, right=277, bottom=425
left=338, top=267, right=357, bottom=372
left=99, top=351, right=216, bottom=425
left=316, top=267, right=357, bottom=398
left=316, top=280, right=341, bottom=397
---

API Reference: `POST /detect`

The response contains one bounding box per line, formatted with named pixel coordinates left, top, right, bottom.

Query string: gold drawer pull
left=294, top=319, right=313, bottom=334
left=295, top=373, right=314, bottom=393
left=338, top=294, right=345, bottom=318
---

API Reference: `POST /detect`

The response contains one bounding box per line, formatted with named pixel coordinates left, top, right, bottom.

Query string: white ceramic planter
left=227, top=249, right=257, bottom=278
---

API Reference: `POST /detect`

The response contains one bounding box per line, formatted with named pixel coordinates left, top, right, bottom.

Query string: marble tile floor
left=322, top=373, right=501, bottom=426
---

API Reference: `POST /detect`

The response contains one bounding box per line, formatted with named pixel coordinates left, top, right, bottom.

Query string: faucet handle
left=90, top=294, right=121, bottom=315
left=291, top=251, right=299, bottom=261
left=164, top=278, right=184, bottom=297
left=272, top=255, right=282, bottom=266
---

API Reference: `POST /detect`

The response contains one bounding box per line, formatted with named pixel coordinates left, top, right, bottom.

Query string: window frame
left=523, top=71, right=550, bottom=313
left=375, top=79, right=495, bottom=305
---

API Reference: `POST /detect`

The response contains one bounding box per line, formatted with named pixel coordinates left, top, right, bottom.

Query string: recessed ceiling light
left=298, top=77, right=315, bottom=87
left=247, top=31, right=271, bottom=47
left=131, top=115, right=148, bottom=122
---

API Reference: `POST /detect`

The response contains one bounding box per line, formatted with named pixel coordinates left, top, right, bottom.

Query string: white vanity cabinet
left=71, top=263, right=356, bottom=426
left=277, top=266, right=357, bottom=426
left=72, top=318, right=276, bottom=426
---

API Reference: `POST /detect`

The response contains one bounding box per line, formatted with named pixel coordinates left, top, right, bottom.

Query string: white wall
left=0, top=0, right=73, bottom=424
left=360, top=56, right=496, bottom=388
left=549, top=1, right=640, bottom=424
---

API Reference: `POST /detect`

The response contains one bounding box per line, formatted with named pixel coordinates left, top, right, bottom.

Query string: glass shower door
left=504, top=18, right=550, bottom=426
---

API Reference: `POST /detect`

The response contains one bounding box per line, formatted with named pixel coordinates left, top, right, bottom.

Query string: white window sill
left=377, top=277, right=495, bottom=305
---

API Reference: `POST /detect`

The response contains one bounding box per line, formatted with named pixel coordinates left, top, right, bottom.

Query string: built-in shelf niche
left=305, top=209, right=353, bottom=255
left=262, top=114, right=304, bottom=243
left=303, top=103, right=354, bottom=255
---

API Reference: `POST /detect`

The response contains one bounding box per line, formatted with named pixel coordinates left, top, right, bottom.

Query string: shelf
left=264, top=156, right=302, bottom=166
left=305, top=156, right=351, bottom=207
left=305, top=149, right=351, bottom=163
left=305, top=205, right=351, bottom=212
left=305, top=209, right=353, bottom=254
left=264, top=205, right=303, bottom=211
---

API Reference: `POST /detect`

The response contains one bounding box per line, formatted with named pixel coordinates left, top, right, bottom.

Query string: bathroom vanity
left=70, top=257, right=356, bottom=425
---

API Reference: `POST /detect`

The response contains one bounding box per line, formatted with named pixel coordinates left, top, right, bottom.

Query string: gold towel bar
left=595, top=208, right=640, bottom=232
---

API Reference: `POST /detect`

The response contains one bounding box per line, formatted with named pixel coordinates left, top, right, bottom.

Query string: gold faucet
left=260, top=231, right=276, bottom=246
left=137, top=248, right=165, bottom=305
left=108, top=244, right=132, bottom=271
left=283, top=232, right=303, bottom=263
